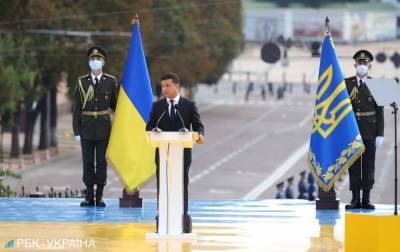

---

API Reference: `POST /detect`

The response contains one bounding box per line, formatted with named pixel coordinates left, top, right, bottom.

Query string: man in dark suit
left=146, top=72, right=204, bottom=233
left=345, top=49, right=384, bottom=210
left=73, top=46, right=119, bottom=207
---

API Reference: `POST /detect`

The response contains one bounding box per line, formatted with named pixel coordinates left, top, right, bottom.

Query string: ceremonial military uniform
left=285, top=176, right=294, bottom=199
left=275, top=182, right=284, bottom=199
left=298, top=171, right=307, bottom=199
left=345, top=50, right=384, bottom=210
left=73, top=46, right=119, bottom=207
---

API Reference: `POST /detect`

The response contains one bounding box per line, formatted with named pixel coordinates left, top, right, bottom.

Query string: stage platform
left=0, top=198, right=396, bottom=251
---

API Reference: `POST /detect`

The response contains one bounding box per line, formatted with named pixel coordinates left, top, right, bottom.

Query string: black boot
left=362, top=189, right=375, bottom=209
left=95, top=184, right=106, bottom=207
left=345, top=190, right=361, bottom=210
left=80, top=185, right=95, bottom=207
left=155, top=215, right=159, bottom=233
left=182, top=214, right=192, bottom=233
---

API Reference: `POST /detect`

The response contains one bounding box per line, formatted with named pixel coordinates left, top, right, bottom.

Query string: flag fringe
left=307, top=145, right=365, bottom=192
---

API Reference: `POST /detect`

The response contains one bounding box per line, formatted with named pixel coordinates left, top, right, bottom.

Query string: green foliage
left=0, top=0, right=243, bottom=110
left=0, top=168, right=21, bottom=179
left=0, top=168, right=20, bottom=197
left=0, top=34, right=37, bottom=126
left=145, top=0, right=242, bottom=85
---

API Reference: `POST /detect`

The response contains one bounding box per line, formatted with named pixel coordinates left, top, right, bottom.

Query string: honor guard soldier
left=345, top=49, right=384, bottom=210
left=307, top=172, right=316, bottom=201
left=285, top=176, right=294, bottom=199
left=298, top=170, right=307, bottom=199
left=73, top=46, right=119, bottom=207
left=275, top=182, right=285, bottom=199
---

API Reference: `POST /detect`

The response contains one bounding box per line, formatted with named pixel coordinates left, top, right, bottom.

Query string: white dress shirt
left=356, top=76, right=367, bottom=87
left=91, top=73, right=103, bottom=85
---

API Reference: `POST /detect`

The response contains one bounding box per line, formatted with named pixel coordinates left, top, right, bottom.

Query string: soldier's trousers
left=81, top=139, right=108, bottom=186
left=349, top=139, right=376, bottom=191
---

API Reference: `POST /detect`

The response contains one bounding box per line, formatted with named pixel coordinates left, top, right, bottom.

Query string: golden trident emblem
left=311, top=65, right=352, bottom=138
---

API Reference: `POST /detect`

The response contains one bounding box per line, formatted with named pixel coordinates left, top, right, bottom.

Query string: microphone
left=174, top=104, right=189, bottom=132
left=152, top=103, right=169, bottom=132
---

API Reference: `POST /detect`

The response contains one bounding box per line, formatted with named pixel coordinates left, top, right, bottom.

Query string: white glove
left=74, top=135, right=81, bottom=141
left=375, top=136, right=383, bottom=149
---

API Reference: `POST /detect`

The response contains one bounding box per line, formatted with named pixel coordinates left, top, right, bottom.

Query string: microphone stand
left=390, top=102, right=398, bottom=216
left=152, top=106, right=169, bottom=133
left=174, top=105, right=189, bottom=133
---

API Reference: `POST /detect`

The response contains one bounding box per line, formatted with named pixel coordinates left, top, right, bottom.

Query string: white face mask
left=356, top=65, right=368, bottom=77
left=89, top=60, right=103, bottom=71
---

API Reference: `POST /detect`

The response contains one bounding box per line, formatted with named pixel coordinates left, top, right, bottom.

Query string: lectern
left=145, top=131, right=198, bottom=240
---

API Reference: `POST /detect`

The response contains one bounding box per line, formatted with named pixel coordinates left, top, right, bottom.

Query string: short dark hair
left=161, top=72, right=180, bottom=84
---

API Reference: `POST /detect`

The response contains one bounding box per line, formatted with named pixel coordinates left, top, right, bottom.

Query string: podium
left=145, top=131, right=199, bottom=240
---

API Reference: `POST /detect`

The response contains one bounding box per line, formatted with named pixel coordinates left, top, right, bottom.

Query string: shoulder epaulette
left=344, top=76, right=354, bottom=82
left=77, top=74, right=90, bottom=80
left=104, top=73, right=116, bottom=79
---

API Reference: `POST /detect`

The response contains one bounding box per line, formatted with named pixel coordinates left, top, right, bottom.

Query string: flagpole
left=119, top=14, right=144, bottom=208
left=325, top=16, right=330, bottom=31
left=390, top=102, right=398, bottom=216
left=315, top=16, right=339, bottom=210
left=131, top=13, right=139, bottom=25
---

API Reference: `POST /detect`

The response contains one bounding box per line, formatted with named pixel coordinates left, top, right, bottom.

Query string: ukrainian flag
left=307, top=18, right=365, bottom=191
left=106, top=19, right=155, bottom=192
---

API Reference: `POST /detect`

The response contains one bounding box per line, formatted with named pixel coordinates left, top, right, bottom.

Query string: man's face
left=161, top=79, right=179, bottom=99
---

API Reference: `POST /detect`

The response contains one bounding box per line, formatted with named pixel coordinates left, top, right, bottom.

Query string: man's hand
left=196, top=134, right=204, bottom=144
left=375, top=136, right=383, bottom=149
left=74, top=135, right=81, bottom=142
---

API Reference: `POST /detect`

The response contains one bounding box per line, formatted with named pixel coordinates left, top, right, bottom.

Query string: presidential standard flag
left=307, top=18, right=365, bottom=191
left=106, top=18, right=155, bottom=192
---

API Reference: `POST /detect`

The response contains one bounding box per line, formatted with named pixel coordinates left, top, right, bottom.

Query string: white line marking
left=298, top=112, right=313, bottom=128
left=193, top=108, right=275, bottom=159
left=190, top=134, right=267, bottom=184
left=199, top=103, right=221, bottom=112
left=242, top=142, right=309, bottom=200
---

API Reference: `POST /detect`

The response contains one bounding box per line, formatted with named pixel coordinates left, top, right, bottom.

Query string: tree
left=0, top=34, right=37, bottom=158
left=0, top=168, right=21, bottom=197
left=0, top=0, right=243, bottom=158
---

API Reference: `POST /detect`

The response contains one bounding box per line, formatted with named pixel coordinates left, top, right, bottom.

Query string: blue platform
left=0, top=198, right=396, bottom=251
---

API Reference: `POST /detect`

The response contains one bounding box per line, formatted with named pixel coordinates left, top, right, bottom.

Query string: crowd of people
left=275, top=170, right=317, bottom=200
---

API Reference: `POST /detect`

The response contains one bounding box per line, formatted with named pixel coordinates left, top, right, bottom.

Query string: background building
left=244, top=0, right=400, bottom=43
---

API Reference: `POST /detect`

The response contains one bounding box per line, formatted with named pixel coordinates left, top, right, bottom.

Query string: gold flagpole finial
left=325, top=16, right=330, bottom=30
left=131, top=14, right=139, bottom=24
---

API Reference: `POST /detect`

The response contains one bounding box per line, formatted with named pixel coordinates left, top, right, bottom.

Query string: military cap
left=353, top=49, right=373, bottom=62
left=300, top=170, right=306, bottom=176
left=276, top=182, right=284, bottom=188
left=287, top=176, right=294, bottom=182
left=87, top=46, right=107, bottom=59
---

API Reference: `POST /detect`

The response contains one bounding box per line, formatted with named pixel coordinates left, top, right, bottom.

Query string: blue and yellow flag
left=307, top=18, right=365, bottom=192
left=106, top=19, right=155, bottom=192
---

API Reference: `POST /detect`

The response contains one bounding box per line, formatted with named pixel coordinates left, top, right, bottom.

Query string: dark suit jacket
left=146, top=97, right=204, bottom=168
left=345, top=76, right=384, bottom=140
left=73, top=73, right=118, bottom=140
